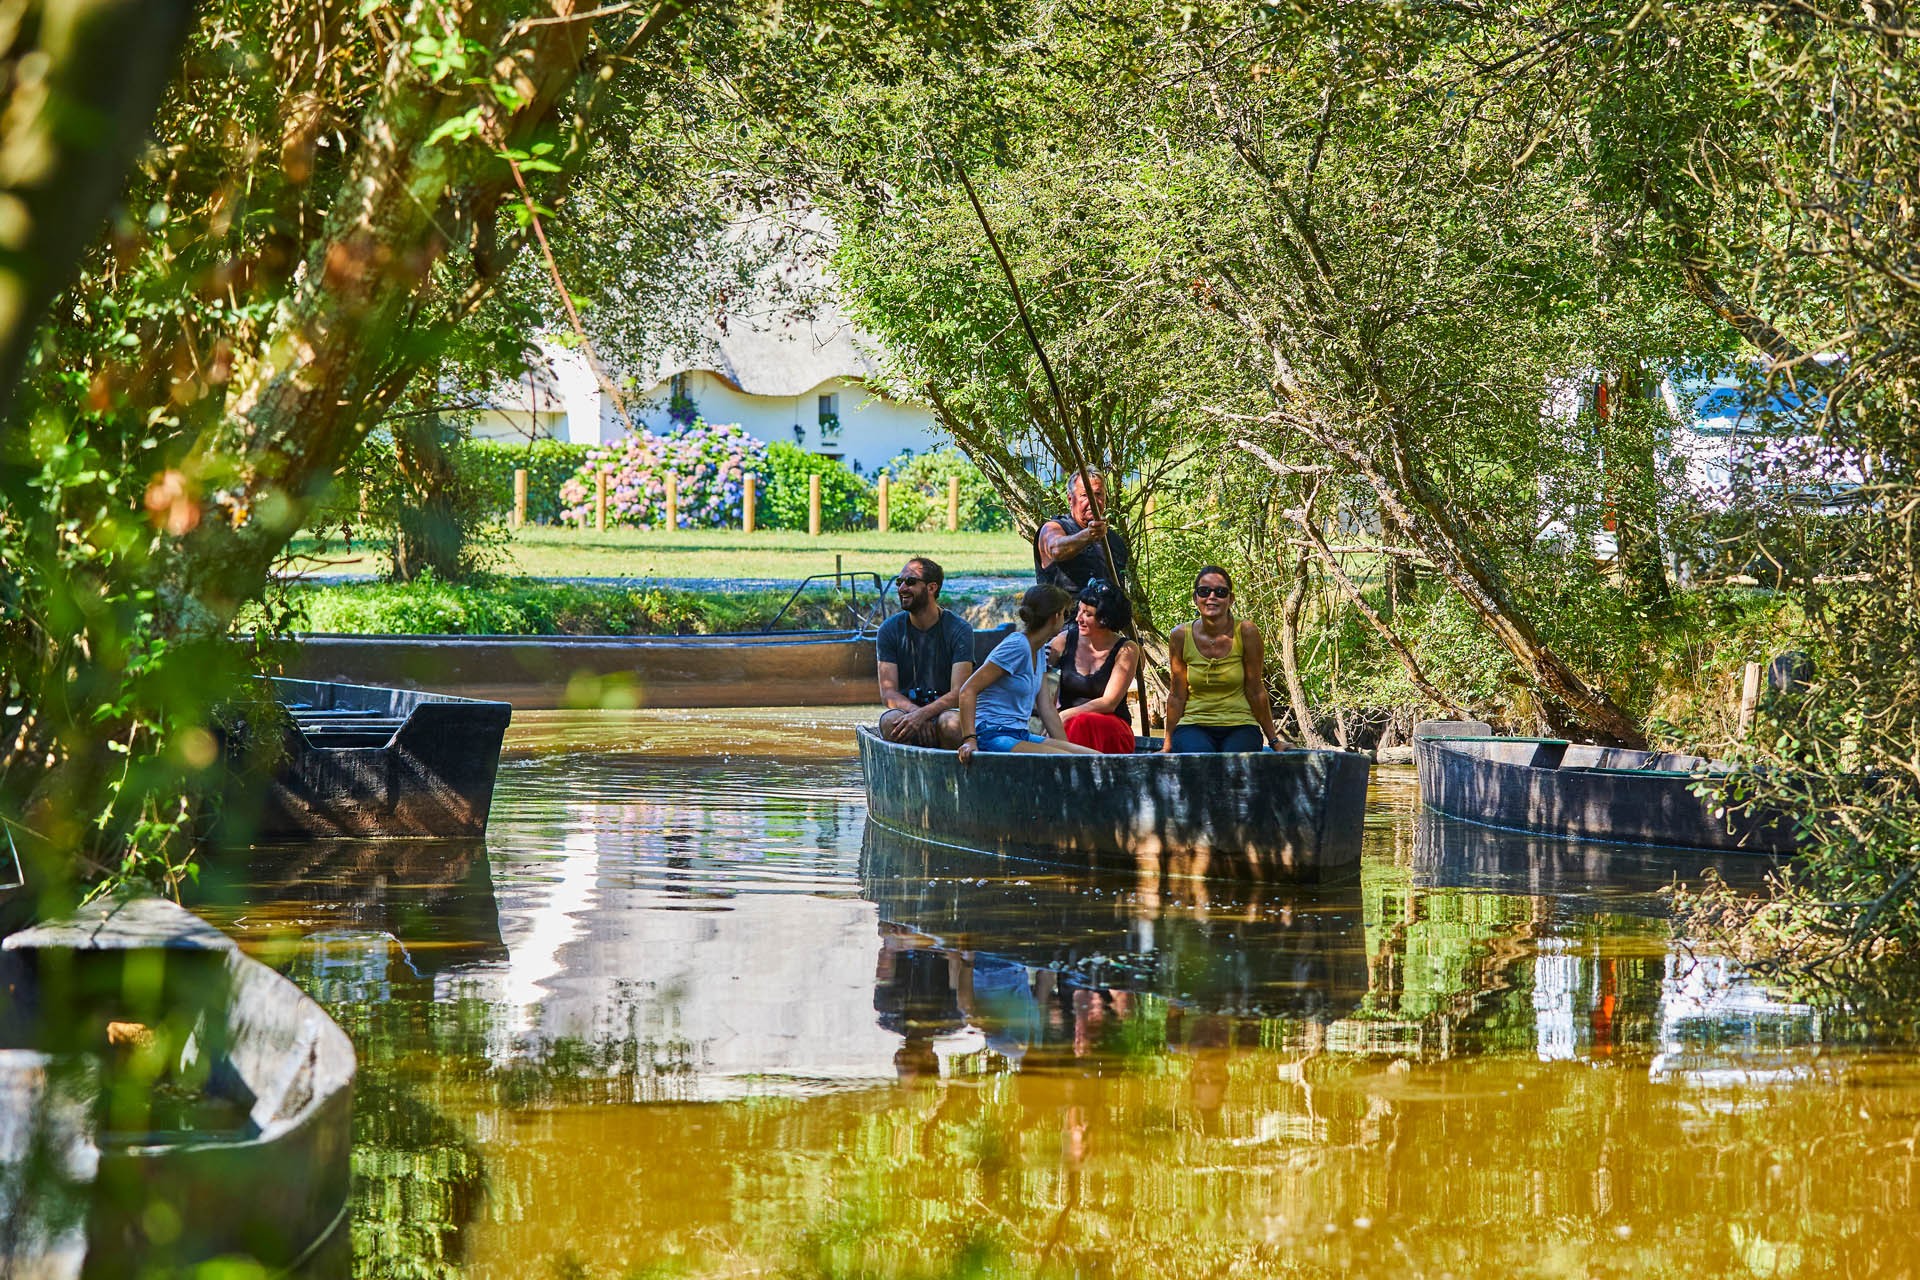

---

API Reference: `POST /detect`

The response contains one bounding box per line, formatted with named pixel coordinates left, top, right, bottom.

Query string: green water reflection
left=192, top=734, right=1920, bottom=1279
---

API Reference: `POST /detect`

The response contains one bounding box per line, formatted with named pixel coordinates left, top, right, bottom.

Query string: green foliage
left=879, top=448, right=1011, bottom=532
left=285, top=576, right=859, bottom=636
left=760, top=442, right=875, bottom=532
left=459, top=439, right=596, bottom=525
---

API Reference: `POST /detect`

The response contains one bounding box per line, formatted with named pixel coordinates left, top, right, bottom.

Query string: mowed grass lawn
left=293, top=526, right=1034, bottom=581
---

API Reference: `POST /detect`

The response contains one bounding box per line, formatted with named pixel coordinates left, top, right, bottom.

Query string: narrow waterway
left=195, top=711, right=1920, bottom=1278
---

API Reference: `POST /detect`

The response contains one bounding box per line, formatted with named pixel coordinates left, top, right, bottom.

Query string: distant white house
left=467, top=300, right=945, bottom=475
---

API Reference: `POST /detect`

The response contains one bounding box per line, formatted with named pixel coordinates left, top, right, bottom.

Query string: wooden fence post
left=1737, top=661, right=1763, bottom=737
left=808, top=474, right=822, bottom=537
left=665, top=472, right=679, bottom=531
left=877, top=473, right=890, bottom=533
left=512, top=468, right=528, bottom=529
left=946, top=475, right=960, bottom=532
left=743, top=474, right=757, bottom=533
left=595, top=470, right=608, bottom=531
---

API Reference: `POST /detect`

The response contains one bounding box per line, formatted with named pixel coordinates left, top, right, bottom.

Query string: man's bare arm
left=1037, top=518, right=1107, bottom=569
left=877, top=660, right=917, bottom=713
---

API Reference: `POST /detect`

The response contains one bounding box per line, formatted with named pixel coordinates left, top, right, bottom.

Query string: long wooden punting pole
left=952, top=162, right=1155, bottom=731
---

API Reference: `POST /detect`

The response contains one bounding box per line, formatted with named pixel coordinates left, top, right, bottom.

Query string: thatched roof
left=675, top=309, right=886, bottom=397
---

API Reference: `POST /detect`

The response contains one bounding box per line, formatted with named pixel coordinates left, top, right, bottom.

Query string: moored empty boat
left=1, top=894, right=355, bottom=1279
left=857, top=727, right=1372, bottom=881
left=232, top=677, right=511, bottom=841
left=1414, top=728, right=1800, bottom=854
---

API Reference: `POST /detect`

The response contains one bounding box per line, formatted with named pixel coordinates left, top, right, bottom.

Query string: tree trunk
left=1602, top=369, right=1672, bottom=609
left=1278, top=549, right=1328, bottom=747
left=390, top=411, right=467, bottom=581
left=175, top=1, right=671, bottom=626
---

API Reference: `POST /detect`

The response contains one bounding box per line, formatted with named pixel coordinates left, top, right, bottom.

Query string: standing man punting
left=1034, top=471, right=1130, bottom=596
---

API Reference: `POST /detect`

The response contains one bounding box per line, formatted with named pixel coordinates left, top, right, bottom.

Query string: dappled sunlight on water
left=193, top=722, right=1920, bottom=1279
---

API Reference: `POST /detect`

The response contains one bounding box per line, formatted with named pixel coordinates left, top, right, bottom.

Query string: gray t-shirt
left=974, top=630, right=1044, bottom=734
left=877, top=609, right=974, bottom=705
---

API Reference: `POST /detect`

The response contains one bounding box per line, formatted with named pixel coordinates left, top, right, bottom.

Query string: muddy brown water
left=192, top=710, right=1920, bottom=1278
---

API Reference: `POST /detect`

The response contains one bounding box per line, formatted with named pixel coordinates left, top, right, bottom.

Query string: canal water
left=195, top=710, right=1920, bottom=1278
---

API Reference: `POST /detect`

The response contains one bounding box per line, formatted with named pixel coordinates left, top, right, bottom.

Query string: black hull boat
left=1, top=894, right=355, bottom=1279
left=240, top=678, right=511, bottom=841
left=1414, top=731, right=1799, bottom=855
left=857, top=727, right=1373, bottom=882
left=285, top=626, right=1015, bottom=710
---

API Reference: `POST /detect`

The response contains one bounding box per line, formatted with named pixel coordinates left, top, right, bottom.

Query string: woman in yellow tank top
left=1161, top=565, right=1290, bottom=753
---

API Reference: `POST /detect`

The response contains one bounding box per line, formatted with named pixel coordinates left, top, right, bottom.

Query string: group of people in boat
left=875, top=470, right=1291, bottom=761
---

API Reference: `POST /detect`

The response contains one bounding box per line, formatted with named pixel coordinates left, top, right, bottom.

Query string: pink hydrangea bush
left=559, top=422, right=768, bottom=529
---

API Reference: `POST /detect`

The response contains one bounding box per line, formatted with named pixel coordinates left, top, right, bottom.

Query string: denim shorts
left=977, top=729, right=1047, bottom=752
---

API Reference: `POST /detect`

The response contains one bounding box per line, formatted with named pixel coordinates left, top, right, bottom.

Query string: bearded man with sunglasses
left=876, top=557, right=975, bottom=747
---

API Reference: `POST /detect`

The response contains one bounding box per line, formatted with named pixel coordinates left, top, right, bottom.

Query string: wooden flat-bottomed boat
left=1414, top=731, right=1800, bottom=855
left=1, top=894, right=355, bottom=1279
left=285, top=625, right=1015, bottom=710
left=237, top=677, right=511, bottom=841
left=857, top=727, right=1372, bottom=882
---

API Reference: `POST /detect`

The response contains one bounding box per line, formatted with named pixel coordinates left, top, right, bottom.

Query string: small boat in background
left=857, top=727, right=1372, bottom=882
left=285, top=625, right=1017, bottom=710
left=1414, top=724, right=1799, bottom=855
left=232, top=678, right=511, bottom=841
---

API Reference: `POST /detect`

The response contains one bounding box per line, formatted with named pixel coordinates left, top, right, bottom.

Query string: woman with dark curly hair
left=1046, top=578, right=1141, bottom=754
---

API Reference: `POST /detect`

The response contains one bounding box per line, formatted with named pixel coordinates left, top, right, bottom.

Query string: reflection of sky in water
left=240, top=754, right=1827, bottom=1089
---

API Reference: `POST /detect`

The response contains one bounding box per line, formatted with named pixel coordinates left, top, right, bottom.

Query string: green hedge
left=879, top=447, right=1012, bottom=532
left=457, top=439, right=594, bottom=524
left=760, top=441, right=875, bottom=531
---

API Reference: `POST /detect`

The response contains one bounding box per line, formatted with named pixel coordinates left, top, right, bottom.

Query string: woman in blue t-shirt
left=957, top=585, right=1103, bottom=762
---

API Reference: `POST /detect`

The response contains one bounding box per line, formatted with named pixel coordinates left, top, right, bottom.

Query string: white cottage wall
left=626, top=371, right=942, bottom=474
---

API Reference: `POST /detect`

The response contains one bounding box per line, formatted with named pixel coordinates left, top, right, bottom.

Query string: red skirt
left=1065, top=710, right=1137, bottom=754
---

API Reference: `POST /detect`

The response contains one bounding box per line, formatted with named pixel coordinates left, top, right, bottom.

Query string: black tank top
left=1057, top=625, right=1135, bottom=728
left=1033, top=513, right=1130, bottom=594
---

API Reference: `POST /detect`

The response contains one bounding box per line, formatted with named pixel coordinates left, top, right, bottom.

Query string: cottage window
left=818, top=393, right=839, bottom=423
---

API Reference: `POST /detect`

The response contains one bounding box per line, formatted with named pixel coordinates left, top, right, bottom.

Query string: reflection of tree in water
left=285, top=946, right=492, bottom=1280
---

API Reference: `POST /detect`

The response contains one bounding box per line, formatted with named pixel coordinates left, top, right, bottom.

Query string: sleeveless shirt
left=1180, top=623, right=1255, bottom=726
left=1057, top=625, right=1136, bottom=729
left=1033, top=513, right=1131, bottom=595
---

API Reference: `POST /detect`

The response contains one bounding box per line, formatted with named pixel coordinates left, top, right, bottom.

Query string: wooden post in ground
left=512, top=468, right=528, bottom=529
left=665, top=472, right=679, bottom=531
left=595, top=470, right=608, bottom=531
left=809, top=474, right=822, bottom=537
left=946, top=476, right=960, bottom=532
left=877, top=473, right=890, bottom=533
left=1737, top=661, right=1763, bottom=737
left=743, top=474, right=757, bottom=533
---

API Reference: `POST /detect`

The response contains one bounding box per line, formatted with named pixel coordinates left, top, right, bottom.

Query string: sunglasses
left=896, top=575, right=927, bottom=588
left=1194, top=585, right=1231, bottom=598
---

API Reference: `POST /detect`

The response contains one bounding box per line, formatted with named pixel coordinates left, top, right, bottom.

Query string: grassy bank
left=289, top=527, right=1033, bottom=581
